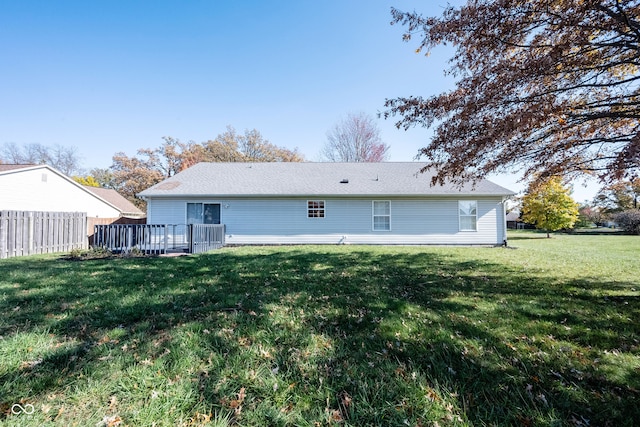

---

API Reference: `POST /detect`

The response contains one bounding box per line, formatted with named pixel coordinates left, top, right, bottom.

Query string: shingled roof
left=138, top=162, right=514, bottom=198
left=1, top=163, right=145, bottom=217
left=83, top=186, right=144, bottom=217
left=0, top=164, right=35, bottom=172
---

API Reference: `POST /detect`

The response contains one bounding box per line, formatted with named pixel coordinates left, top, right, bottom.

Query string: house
left=506, top=210, right=536, bottom=230
left=138, top=162, right=515, bottom=245
left=0, top=164, right=144, bottom=219
left=82, top=185, right=145, bottom=219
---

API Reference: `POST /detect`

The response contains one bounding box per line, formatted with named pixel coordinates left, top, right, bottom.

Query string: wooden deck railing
left=189, top=224, right=226, bottom=253
left=93, top=223, right=225, bottom=254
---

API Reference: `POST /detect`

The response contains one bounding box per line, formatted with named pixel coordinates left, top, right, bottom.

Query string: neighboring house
left=0, top=164, right=144, bottom=218
left=138, top=162, right=515, bottom=245
left=82, top=185, right=146, bottom=219
left=506, top=210, right=520, bottom=229
left=506, top=210, right=536, bottom=230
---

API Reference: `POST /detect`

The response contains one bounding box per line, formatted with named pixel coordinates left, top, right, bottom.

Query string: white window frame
left=186, top=202, right=221, bottom=225
left=307, top=200, right=325, bottom=218
left=459, top=200, right=478, bottom=231
left=372, top=200, right=391, bottom=231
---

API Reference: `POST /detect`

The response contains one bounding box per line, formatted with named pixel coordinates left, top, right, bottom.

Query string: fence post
left=0, top=211, right=6, bottom=259
left=164, top=225, right=168, bottom=254
left=27, top=212, right=34, bottom=255
left=188, top=224, right=192, bottom=254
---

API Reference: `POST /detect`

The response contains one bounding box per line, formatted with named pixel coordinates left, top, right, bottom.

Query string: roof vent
left=340, top=179, right=349, bottom=184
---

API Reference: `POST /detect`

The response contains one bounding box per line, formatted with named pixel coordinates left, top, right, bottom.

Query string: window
left=308, top=200, right=325, bottom=218
left=187, top=203, right=221, bottom=224
left=372, top=201, right=391, bottom=231
left=459, top=200, right=477, bottom=231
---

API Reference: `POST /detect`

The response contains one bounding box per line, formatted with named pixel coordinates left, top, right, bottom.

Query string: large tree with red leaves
left=384, top=0, right=640, bottom=186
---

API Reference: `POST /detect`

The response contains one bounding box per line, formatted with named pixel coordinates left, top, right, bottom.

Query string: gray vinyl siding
left=147, top=196, right=506, bottom=245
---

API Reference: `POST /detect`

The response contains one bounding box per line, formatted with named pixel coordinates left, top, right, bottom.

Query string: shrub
left=613, top=209, right=640, bottom=234
left=67, top=246, right=113, bottom=260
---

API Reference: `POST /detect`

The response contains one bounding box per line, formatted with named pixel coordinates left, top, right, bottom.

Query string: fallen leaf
left=55, top=405, right=65, bottom=420
left=537, top=393, right=548, bottom=406
left=108, top=395, right=118, bottom=410
left=229, top=387, right=247, bottom=415
left=340, top=391, right=352, bottom=408
left=330, top=409, right=343, bottom=422
left=96, top=415, right=123, bottom=427
left=425, top=389, right=441, bottom=402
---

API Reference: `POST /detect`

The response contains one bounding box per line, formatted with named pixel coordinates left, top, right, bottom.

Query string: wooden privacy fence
left=93, top=223, right=225, bottom=254
left=0, top=211, right=87, bottom=259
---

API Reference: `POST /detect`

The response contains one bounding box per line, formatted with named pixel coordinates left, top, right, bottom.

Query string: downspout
left=502, top=197, right=509, bottom=247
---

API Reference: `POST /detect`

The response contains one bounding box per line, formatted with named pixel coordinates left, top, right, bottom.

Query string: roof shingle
left=138, top=162, right=514, bottom=197
left=83, top=186, right=144, bottom=216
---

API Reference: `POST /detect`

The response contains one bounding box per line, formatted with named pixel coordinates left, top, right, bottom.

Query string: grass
left=0, top=231, right=638, bottom=426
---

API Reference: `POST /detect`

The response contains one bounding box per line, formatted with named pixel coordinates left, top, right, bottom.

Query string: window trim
left=307, top=200, right=325, bottom=218
left=186, top=202, right=221, bottom=225
left=372, top=200, right=391, bottom=231
left=458, top=200, right=478, bottom=232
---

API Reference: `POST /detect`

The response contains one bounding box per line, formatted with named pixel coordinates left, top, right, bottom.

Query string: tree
left=384, top=1, right=640, bottom=186
left=578, top=203, right=607, bottom=227
left=593, top=178, right=640, bottom=214
left=321, top=112, right=389, bottom=162
left=203, top=127, right=304, bottom=163
left=521, top=177, right=579, bottom=237
left=613, top=209, right=640, bottom=234
left=111, top=129, right=303, bottom=208
left=88, top=168, right=117, bottom=189
left=72, top=176, right=100, bottom=187
left=111, top=151, right=165, bottom=209
left=0, top=142, right=82, bottom=175
left=111, top=137, right=213, bottom=208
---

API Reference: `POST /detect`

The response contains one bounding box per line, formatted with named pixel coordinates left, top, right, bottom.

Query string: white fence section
left=0, top=211, right=87, bottom=259
left=93, top=224, right=225, bottom=254
left=189, top=224, right=226, bottom=254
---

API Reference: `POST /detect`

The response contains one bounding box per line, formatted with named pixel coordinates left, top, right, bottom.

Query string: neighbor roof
left=83, top=186, right=144, bottom=217
left=0, top=164, right=37, bottom=173
left=138, top=162, right=515, bottom=198
left=1, top=163, right=145, bottom=216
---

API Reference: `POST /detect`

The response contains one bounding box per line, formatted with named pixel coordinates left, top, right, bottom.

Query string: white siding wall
left=147, top=196, right=507, bottom=245
left=0, top=168, right=120, bottom=218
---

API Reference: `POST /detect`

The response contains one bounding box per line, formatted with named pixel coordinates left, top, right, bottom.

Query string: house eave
left=2, top=164, right=128, bottom=214
left=138, top=192, right=514, bottom=199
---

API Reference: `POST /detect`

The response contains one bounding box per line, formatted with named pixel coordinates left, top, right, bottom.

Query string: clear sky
left=0, top=0, right=599, bottom=202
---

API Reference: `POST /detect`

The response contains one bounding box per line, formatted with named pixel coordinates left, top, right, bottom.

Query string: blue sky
left=0, top=0, right=599, bottom=201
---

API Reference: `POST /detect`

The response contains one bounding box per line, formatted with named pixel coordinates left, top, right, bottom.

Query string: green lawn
left=0, top=231, right=638, bottom=426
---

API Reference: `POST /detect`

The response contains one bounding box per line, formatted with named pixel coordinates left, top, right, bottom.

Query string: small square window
left=308, top=200, right=325, bottom=218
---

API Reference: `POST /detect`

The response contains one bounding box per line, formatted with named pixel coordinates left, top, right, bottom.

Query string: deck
left=93, top=224, right=225, bottom=254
